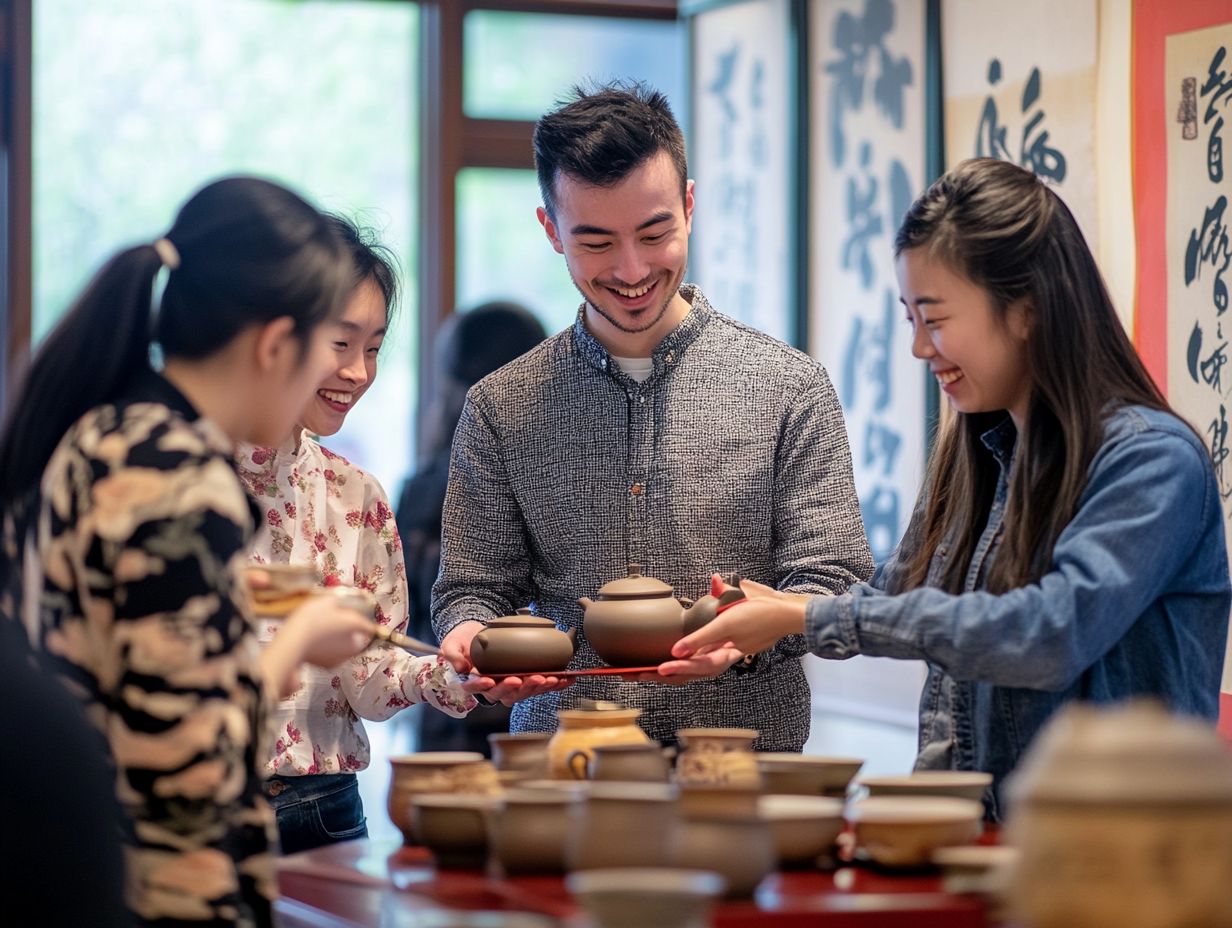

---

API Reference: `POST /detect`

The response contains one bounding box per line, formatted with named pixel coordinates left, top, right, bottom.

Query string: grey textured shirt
left=432, top=285, right=873, bottom=750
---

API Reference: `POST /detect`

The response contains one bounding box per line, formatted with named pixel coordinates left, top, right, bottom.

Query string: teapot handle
left=565, top=749, right=591, bottom=781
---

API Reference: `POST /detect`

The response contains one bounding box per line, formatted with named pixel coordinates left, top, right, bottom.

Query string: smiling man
left=431, top=82, right=873, bottom=750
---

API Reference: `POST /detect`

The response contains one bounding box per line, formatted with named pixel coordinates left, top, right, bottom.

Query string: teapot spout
left=681, top=597, right=719, bottom=636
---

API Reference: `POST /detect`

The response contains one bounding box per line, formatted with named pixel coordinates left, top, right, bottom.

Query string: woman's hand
left=440, top=620, right=572, bottom=706
left=669, top=575, right=811, bottom=661
left=637, top=645, right=746, bottom=684
left=260, top=595, right=375, bottom=698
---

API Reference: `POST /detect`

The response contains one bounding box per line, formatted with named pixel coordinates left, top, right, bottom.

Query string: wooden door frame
left=0, top=0, right=30, bottom=415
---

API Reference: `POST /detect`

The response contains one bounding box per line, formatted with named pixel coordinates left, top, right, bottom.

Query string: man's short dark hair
left=533, top=80, right=688, bottom=220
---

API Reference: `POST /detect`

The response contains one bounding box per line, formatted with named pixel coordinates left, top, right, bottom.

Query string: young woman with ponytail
left=0, top=176, right=378, bottom=927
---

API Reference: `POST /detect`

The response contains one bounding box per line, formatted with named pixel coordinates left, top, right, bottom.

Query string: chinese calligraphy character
left=842, top=144, right=883, bottom=290
left=706, top=43, right=741, bottom=152
left=1185, top=195, right=1231, bottom=315
left=865, top=421, right=902, bottom=476
left=840, top=289, right=896, bottom=410
left=1179, top=77, right=1199, bottom=142
left=1200, top=45, right=1231, bottom=184
left=975, top=59, right=1067, bottom=183
left=861, top=485, right=901, bottom=561
left=824, top=0, right=913, bottom=168
left=1208, top=405, right=1230, bottom=500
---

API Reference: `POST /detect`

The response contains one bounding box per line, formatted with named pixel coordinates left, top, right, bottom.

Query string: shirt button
left=665, top=350, right=675, bottom=363
left=639, top=395, right=646, bottom=404
left=630, top=483, right=644, bottom=496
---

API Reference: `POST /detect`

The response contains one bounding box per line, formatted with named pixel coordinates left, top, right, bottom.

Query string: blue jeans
left=263, top=773, right=367, bottom=855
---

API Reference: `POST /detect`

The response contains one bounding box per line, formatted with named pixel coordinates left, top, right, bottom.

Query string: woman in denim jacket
left=673, top=158, right=1231, bottom=819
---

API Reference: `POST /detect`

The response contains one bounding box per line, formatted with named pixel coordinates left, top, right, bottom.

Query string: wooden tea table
left=276, top=839, right=994, bottom=927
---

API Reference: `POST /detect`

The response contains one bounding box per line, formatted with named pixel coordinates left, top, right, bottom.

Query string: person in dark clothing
left=0, top=619, right=133, bottom=927
left=396, top=300, right=547, bottom=753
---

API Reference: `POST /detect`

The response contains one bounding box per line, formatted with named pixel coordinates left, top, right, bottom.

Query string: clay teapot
left=470, top=608, right=576, bottom=674
left=578, top=565, right=743, bottom=666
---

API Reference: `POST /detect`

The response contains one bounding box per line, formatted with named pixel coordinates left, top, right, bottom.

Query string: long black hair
left=0, top=176, right=354, bottom=511
left=895, top=158, right=1171, bottom=593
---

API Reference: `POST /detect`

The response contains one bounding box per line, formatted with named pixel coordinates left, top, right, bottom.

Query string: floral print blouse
left=237, top=431, right=473, bottom=778
left=22, top=372, right=277, bottom=928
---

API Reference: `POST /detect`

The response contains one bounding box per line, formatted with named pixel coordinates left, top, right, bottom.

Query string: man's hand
left=440, top=619, right=573, bottom=706
left=439, top=620, right=485, bottom=674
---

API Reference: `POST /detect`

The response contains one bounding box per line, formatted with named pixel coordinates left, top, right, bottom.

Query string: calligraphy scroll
left=1166, top=21, right=1232, bottom=732
left=940, top=0, right=1099, bottom=252
left=806, top=0, right=930, bottom=740
left=689, top=0, right=794, bottom=342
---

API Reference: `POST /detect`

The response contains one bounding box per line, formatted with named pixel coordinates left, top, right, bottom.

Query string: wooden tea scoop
left=368, top=622, right=442, bottom=656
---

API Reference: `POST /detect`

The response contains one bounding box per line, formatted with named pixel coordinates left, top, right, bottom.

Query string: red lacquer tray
left=464, top=665, right=661, bottom=681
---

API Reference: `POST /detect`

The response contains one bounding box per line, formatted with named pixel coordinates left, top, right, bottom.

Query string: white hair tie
left=153, top=237, right=181, bottom=270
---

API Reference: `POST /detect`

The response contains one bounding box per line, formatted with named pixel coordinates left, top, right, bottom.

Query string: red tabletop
left=276, top=838, right=994, bottom=927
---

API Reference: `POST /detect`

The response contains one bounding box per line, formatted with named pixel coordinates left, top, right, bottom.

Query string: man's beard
left=573, top=272, right=677, bottom=335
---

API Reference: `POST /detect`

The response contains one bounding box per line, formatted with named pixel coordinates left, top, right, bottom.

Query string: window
left=32, top=0, right=417, bottom=490
left=455, top=168, right=581, bottom=334
left=463, top=9, right=687, bottom=122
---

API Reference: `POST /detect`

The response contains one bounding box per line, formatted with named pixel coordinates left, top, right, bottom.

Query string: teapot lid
left=597, top=564, right=674, bottom=598
left=1006, top=700, right=1232, bottom=807
left=490, top=607, right=557, bottom=629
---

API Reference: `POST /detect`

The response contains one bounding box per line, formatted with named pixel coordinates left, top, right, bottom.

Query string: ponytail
left=0, top=245, right=163, bottom=509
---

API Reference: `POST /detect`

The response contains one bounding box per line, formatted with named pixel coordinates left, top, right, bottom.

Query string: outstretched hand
left=669, top=574, right=810, bottom=661
left=637, top=644, right=746, bottom=684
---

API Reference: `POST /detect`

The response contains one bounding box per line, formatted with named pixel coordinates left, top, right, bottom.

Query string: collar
left=128, top=368, right=200, bottom=422
left=128, top=368, right=235, bottom=458
left=979, top=415, right=1018, bottom=470
left=571, top=283, right=714, bottom=377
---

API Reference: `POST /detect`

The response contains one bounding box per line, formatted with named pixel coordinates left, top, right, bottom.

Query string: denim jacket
left=804, top=405, right=1231, bottom=820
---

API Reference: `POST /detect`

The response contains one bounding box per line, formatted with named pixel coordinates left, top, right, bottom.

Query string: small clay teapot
left=470, top=608, right=577, bottom=674
left=578, top=565, right=744, bottom=666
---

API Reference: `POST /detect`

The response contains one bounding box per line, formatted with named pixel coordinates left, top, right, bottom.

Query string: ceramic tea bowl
left=757, top=794, right=846, bottom=868
left=566, top=868, right=726, bottom=928
left=565, top=782, right=679, bottom=872
left=387, top=752, right=501, bottom=845
left=756, top=753, right=864, bottom=798
left=490, top=788, right=584, bottom=875
left=487, top=732, right=552, bottom=778
left=411, top=794, right=497, bottom=869
left=858, top=771, right=992, bottom=803
left=846, top=796, right=983, bottom=867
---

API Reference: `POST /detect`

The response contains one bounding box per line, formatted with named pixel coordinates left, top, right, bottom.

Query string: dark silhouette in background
left=396, top=300, right=547, bottom=753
